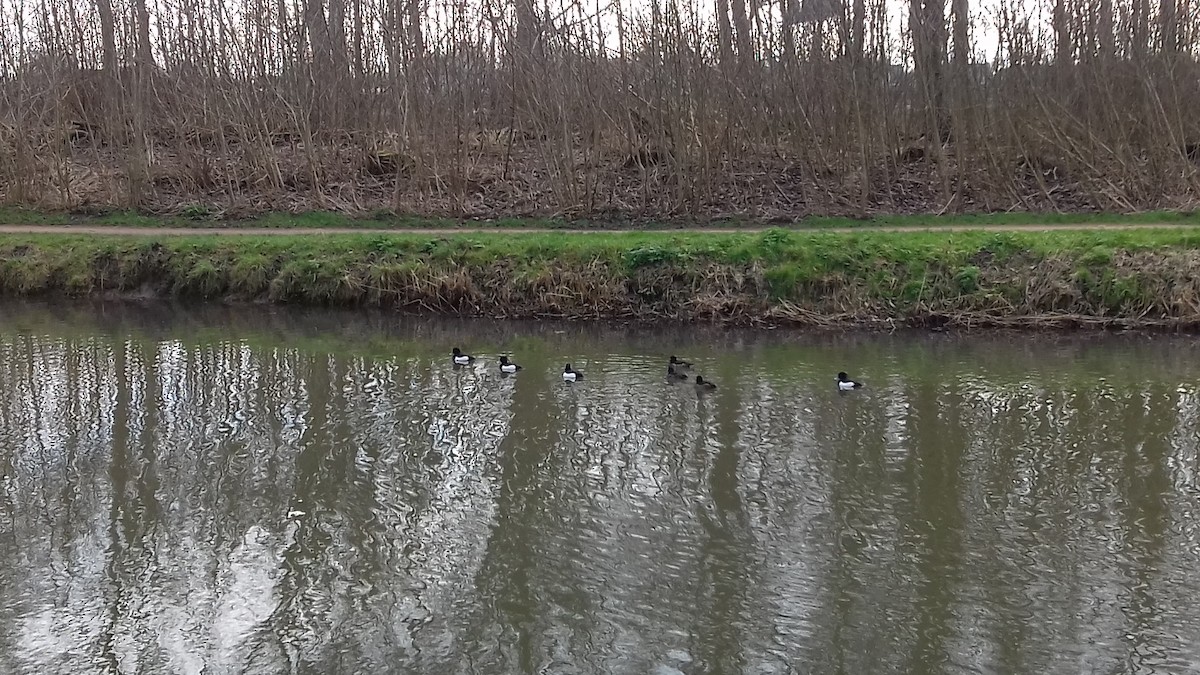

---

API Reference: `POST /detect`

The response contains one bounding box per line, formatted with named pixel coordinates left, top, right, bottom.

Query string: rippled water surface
left=2, top=302, right=1200, bottom=674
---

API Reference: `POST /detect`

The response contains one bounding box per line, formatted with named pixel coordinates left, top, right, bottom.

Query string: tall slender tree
left=911, top=0, right=948, bottom=141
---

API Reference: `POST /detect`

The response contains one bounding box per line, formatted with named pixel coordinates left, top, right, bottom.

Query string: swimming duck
left=836, top=372, right=863, bottom=390
left=669, top=355, right=694, bottom=368
left=667, top=365, right=688, bottom=381
left=452, top=347, right=474, bottom=365
left=562, top=364, right=583, bottom=382
left=499, top=356, right=522, bottom=373
left=694, top=375, right=717, bottom=390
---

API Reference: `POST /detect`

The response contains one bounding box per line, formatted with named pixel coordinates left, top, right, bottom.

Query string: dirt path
left=0, top=222, right=1197, bottom=236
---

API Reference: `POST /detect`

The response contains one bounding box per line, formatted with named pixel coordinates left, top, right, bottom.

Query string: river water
left=1, top=302, right=1198, bottom=674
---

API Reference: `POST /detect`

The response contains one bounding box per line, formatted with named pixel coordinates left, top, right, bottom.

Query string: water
left=1, top=302, right=1199, bottom=675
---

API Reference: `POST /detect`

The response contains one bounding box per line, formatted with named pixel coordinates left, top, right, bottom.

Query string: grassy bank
left=3, top=206, right=1200, bottom=232
left=4, top=229, right=1200, bottom=329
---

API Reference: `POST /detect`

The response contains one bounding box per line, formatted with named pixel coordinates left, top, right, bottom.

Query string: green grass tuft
left=3, top=228, right=1200, bottom=326
left=182, top=260, right=226, bottom=297
left=954, top=265, right=982, bottom=293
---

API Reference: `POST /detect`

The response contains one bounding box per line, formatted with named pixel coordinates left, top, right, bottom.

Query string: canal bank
left=3, top=227, right=1200, bottom=329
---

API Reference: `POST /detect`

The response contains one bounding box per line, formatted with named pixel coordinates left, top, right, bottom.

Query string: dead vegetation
left=0, top=0, right=1198, bottom=221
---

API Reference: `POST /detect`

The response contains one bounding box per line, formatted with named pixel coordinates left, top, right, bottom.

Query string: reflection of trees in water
left=925, top=376, right=1199, bottom=673
left=1, top=325, right=1200, bottom=673
left=463, top=359, right=562, bottom=673
left=246, top=354, right=511, bottom=672
left=690, top=369, right=758, bottom=673
left=898, top=376, right=968, bottom=674
left=0, top=335, right=519, bottom=672
left=0, top=337, right=117, bottom=673
left=730, top=365, right=1200, bottom=675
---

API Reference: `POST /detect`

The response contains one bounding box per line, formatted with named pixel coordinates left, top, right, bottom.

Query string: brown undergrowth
left=0, top=126, right=1122, bottom=222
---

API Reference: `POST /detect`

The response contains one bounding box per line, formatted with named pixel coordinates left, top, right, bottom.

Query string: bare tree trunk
left=512, top=0, right=540, bottom=119
left=781, top=0, right=796, bottom=62
left=911, top=0, right=948, bottom=142
left=1159, top=0, right=1179, bottom=53
left=93, top=0, right=120, bottom=141
left=277, top=0, right=292, bottom=69
left=1053, top=0, right=1071, bottom=64
left=134, top=0, right=152, bottom=69
left=1132, top=0, right=1150, bottom=58
left=328, top=0, right=348, bottom=123
left=406, top=0, right=425, bottom=120
left=303, top=0, right=338, bottom=127
left=515, top=0, right=538, bottom=56
left=380, top=0, right=407, bottom=146
left=329, top=0, right=347, bottom=69
left=950, top=0, right=970, bottom=198
left=304, top=0, right=335, bottom=73
left=1098, top=0, right=1114, bottom=57
left=96, top=0, right=117, bottom=74
left=63, top=0, right=88, bottom=65
left=406, top=0, right=424, bottom=61
left=952, top=0, right=970, bottom=114
left=350, top=0, right=362, bottom=80
left=131, top=0, right=153, bottom=143
left=716, top=0, right=735, bottom=71
left=730, top=0, right=754, bottom=67
left=852, top=0, right=866, bottom=58
left=381, top=0, right=399, bottom=75
left=952, top=0, right=968, bottom=70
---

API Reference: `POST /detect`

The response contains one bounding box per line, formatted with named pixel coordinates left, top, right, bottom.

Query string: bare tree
left=911, top=0, right=948, bottom=141
left=1159, top=0, right=1179, bottom=53
left=0, top=0, right=1196, bottom=219
left=1053, top=0, right=1071, bottom=64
